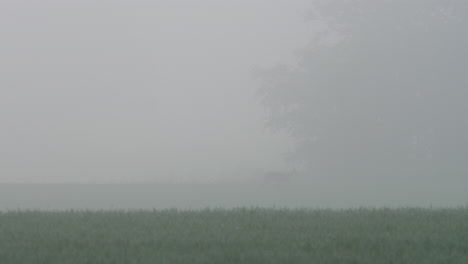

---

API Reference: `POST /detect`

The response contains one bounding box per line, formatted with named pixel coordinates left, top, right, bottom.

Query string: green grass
left=0, top=208, right=467, bottom=263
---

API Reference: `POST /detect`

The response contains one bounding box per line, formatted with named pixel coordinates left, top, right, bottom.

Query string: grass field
left=1, top=208, right=467, bottom=264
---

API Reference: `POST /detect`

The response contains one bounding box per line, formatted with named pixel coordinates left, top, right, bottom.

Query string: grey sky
left=0, top=0, right=312, bottom=183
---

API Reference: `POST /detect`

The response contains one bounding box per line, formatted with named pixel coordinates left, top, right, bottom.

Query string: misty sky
left=0, top=0, right=314, bottom=183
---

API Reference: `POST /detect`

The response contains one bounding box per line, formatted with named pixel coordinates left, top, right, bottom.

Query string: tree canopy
left=259, top=0, right=468, bottom=180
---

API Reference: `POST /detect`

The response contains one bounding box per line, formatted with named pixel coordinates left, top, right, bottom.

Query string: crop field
left=0, top=208, right=467, bottom=264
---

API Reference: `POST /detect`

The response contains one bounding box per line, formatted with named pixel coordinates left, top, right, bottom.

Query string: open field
left=1, top=208, right=467, bottom=264
left=1, top=183, right=467, bottom=210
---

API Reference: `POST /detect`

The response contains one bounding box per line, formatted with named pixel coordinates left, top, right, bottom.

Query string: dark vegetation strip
left=0, top=208, right=467, bottom=264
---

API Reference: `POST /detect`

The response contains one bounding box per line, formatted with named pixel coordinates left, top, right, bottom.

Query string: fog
left=0, top=0, right=312, bottom=183
left=1, top=0, right=467, bottom=209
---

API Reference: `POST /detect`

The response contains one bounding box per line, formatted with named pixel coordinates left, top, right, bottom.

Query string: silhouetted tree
left=259, top=0, right=468, bottom=180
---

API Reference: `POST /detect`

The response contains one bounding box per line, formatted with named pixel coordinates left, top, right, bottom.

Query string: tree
left=258, top=0, right=468, bottom=181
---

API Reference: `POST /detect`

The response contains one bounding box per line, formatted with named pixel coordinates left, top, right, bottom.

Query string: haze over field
left=1, top=0, right=313, bottom=183
left=1, top=0, right=467, bottom=208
